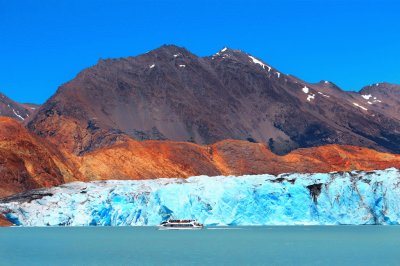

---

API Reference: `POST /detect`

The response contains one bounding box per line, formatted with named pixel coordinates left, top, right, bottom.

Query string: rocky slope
left=27, top=45, right=400, bottom=155
left=78, top=139, right=400, bottom=180
left=3, top=116, right=400, bottom=197
left=357, top=82, right=400, bottom=120
left=2, top=168, right=399, bottom=226
left=0, top=214, right=13, bottom=226
left=0, top=117, right=83, bottom=197
left=0, top=92, right=38, bottom=121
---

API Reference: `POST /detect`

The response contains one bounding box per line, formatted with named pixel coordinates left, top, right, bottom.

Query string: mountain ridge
left=2, top=116, right=400, bottom=198
left=27, top=45, right=400, bottom=155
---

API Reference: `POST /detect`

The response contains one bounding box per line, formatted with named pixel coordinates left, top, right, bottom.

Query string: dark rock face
left=27, top=45, right=400, bottom=155
left=0, top=93, right=38, bottom=122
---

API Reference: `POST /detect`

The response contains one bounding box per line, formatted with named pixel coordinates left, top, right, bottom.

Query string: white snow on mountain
left=248, top=56, right=271, bottom=72
left=362, top=94, right=372, bottom=100
left=353, top=102, right=368, bottom=111
left=307, top=94, right=315, bottom=102
left=12, top=109, right=24, bottom=120
left=317, top=92, right=330, bottom=98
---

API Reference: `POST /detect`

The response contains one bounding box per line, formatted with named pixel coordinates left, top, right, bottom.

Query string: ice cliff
left=1, top=168, right=399, bottom=226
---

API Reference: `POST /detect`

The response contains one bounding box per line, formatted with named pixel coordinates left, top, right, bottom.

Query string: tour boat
left=158, top=219, right=204, bottom=230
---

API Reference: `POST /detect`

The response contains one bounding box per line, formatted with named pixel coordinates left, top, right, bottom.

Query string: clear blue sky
left=1, top=0, right=399, bottom=104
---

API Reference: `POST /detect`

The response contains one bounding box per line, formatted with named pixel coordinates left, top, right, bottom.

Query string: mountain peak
left=212, top=46, right=248, bottom=57
left=148, top=44, right=193, bottom=57
left=28, top=46, right=400, bottom=155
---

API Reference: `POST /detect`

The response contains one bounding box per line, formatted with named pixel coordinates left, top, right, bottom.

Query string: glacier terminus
left=1, top=168, right=399, bottom=226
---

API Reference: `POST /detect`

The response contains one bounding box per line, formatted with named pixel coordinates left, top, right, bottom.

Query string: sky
left=0, top=0, right=399, bottom=104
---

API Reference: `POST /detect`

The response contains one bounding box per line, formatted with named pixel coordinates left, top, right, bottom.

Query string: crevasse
left=1, top=168, right=399, bottom=226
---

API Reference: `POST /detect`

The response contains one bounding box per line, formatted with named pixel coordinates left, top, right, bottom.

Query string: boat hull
left=158, top=226, right=203, bottom=230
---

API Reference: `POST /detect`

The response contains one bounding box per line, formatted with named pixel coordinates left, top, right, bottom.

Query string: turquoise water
left=0, top=226, right=399, bottom=265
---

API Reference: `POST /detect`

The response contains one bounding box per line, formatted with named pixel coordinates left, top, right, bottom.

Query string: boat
left=158, top=219, right=204, bottom=230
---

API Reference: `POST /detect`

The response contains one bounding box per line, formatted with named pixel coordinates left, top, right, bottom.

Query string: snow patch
left=362, top=95, right=382, bottom=104
left=12, top=109, right=24, bottom=120
left=302, top=86, right=309, bottom=94
left=361, top=94, right=372, bottom=100
left=353, top=102, right=368, bottom=111
left=317, top=92, right=330, bottom=98
left=179, top=64, right=186, bottom=68
left=248, top=56, right=271, bottom=72
left=149, top=64, right=155, bottom=69
left=307, top=94, right=315, bottom=102
left=276, top=72, right=281, bottom=78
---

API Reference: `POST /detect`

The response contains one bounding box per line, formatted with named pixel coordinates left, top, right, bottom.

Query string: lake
left=0, top=226, right=399, bottom=265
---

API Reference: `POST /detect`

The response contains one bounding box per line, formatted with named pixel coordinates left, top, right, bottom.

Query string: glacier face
left=1, top=168, right=400, bottom=226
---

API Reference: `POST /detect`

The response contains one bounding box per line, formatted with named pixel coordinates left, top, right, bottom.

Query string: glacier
left=1, top=168, right=400, bottom=226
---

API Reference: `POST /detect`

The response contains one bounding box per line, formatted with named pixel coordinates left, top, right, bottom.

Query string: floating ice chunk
left=302, top=86, right=309, bottom=94
left=353, top=102, right=368, bottom=111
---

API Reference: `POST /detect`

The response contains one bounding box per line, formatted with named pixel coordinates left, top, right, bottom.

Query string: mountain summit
left=27, top=45, right=400, bottom=155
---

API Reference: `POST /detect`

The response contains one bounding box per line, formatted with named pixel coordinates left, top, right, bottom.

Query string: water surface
left=0, top=226, right=399, bottom=265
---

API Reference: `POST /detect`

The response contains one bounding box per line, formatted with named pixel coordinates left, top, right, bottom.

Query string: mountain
left=0, top=92, right=38, bottom=121
left=27, top=45, right=400, bottom=155
left=78, top=139, right=400, bottom=180
left=3, top=115, right=400, bottom=198
left=0, top=117, right=83, bottom=197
